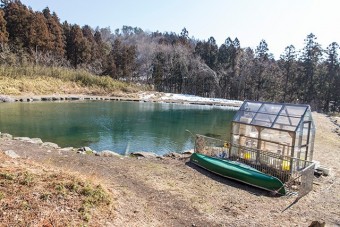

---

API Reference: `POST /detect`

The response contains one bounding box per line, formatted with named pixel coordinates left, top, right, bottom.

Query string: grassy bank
left=0, top=152, right=114, bottom=226
left=0, top=66, right=148, bottom=95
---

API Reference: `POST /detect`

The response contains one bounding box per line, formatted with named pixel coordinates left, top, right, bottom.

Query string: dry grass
left=329, top=112, right=340, bottom=117
left=0, top=153, right=115, bottom=226
left=0, top=65, right=148, bottom=95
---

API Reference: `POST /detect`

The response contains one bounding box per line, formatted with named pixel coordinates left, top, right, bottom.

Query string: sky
left=21, top=0, right=340, bottom=59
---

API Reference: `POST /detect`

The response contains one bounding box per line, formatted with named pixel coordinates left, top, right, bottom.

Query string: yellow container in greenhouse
left=244, top=152, right=251, bottom=160
left=282, top=160, right=290, bottom=171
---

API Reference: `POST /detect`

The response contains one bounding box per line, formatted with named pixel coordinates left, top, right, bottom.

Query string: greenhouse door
left=301, top=121, right=311, bottom=162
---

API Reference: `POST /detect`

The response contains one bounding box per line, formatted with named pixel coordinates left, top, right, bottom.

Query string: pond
left=0, top=101, right=236, bottom=155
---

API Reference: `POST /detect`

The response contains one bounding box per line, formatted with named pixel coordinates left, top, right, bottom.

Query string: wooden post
left=289, top=132, right=296, bottom=174
left=256, top=126, right=263, bottom=164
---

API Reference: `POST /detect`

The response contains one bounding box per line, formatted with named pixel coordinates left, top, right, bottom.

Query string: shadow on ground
left=185, top=161, right=280, bottom=198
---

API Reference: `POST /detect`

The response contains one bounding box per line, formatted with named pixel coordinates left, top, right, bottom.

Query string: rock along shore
left=0, top=93, right=242, bottom=108
left=0, top=132, right=194, bottom=160
left=0, top=94, right=140, bottom=103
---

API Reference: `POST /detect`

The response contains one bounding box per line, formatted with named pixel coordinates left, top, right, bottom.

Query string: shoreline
left=0, top=92, right=243, bottom=108
left=0, top=132, right=194, bottom=159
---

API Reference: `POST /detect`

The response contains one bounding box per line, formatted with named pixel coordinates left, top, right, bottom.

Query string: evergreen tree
left=238, top=47, right=255, bottom=100
left=254, top=39, right=270, bottom=100
left=106, top=39, right=136, bottom=80
left=170, top=52, right=187, bottom=93
left=323, top=42, right=339, bottom=111
left=82, top=25, right=96, bottom=61
left=194, top=37, right=218, bottom=70
left=29, top=12, right=52, bottom=53
left=280, top=45, right=297, bottom=102
left=3, top=1, right=32, bottom=50
left=217, top=43, right=228, bottom=66
left=62, top=21, right=71, bottom=59
left=217, top=39, right=231, bottom=99
left=122, top=25, right=134, bottom=36
left=92, top=29, right=109, bottom=73
left=0, top=9, right=8, bottom=45
left=299, top=33, right=322, bottom=104
left=66, top=24, right=91, bottom=68
left=206, top=37, right=218, bottom=69
left=179, top=27, right=189, bottom=46
left=42, top=8, right=65, bottom=57
left=152, top=51, right=166, bottom=91
left=228, top=38, right=241, bottom=99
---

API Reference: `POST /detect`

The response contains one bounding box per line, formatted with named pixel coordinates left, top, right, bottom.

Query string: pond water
left=0, top=101, right=236, bottom=155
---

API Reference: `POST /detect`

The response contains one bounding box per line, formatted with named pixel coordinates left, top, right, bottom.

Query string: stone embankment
left=0, top=95, right=140, bottom=103
left=0, top=132, right=194, bottom=159
left=0, top=94, right=242, bottom=108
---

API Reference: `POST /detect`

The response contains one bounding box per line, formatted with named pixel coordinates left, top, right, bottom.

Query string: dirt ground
left=0, top=112, right=339, bottom=226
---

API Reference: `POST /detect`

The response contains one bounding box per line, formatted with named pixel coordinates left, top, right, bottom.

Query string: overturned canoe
left=190, top=153, right=286, bottom=195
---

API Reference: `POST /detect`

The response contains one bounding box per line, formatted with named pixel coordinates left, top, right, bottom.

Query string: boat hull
left=190, top=153, right=286, bottom=195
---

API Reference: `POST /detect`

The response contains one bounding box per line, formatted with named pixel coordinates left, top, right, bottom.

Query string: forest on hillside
left=0, top=0, right=339, bottom=111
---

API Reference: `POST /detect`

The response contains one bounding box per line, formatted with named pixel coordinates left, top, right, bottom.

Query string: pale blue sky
left=21, top=0, right=340, bottom=58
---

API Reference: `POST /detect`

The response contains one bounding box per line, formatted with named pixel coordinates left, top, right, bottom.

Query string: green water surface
left=0, top=101, right=236, bottom=155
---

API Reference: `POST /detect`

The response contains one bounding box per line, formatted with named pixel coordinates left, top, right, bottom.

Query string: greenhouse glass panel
left=285, top=105, right=308, bottom=117
left=258, top=103, right=282, bottom=115
left=251, top=113, right=276, bottom=127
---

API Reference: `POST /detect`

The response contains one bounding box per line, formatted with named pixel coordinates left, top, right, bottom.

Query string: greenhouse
left=229, top=101, right=315, bottom=179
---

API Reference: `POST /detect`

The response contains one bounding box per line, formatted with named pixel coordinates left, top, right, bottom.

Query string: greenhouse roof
left=233, top=101, right=313, bottom=132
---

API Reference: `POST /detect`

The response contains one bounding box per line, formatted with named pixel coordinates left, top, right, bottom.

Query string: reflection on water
left=0, top=101, right=236, bottom=155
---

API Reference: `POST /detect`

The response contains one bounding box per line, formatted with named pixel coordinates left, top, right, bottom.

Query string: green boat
left=190, top=153, right=286, bottom=195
